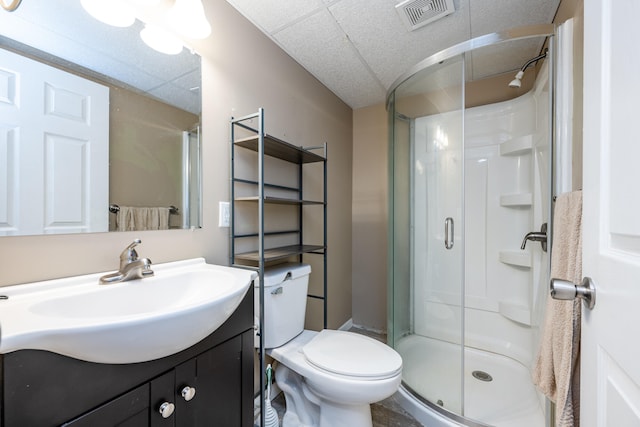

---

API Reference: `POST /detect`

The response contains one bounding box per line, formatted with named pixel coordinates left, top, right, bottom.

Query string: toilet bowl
left=255, top=263, right=403, bottom=427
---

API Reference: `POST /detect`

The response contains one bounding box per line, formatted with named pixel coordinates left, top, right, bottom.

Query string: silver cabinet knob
left=181, top=386, right=196, bottom=401
left=550, top=277, right=596, bottom=309
left=158, top=401, right=175, bottom=418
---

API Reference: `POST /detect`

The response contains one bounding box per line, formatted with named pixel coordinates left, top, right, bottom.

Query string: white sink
left=0, top=258, right=256, bottom=364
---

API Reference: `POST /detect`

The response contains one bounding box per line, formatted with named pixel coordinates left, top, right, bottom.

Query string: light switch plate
left=219, top=202, right=230, bottom=227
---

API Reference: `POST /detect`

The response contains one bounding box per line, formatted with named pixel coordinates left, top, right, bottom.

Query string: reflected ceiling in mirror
left=0, top=0, right=200, bottom=114
left=0, top=0, right=202, bottom=237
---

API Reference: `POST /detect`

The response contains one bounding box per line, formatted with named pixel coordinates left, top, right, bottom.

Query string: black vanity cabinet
left=0, top=288, right=254, bottom=427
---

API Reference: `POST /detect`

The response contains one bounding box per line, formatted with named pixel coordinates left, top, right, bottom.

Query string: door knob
left=550, top=277, right=596, bottom=309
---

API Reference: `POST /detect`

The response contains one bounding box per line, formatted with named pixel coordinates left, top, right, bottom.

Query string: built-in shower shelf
left=498, top=251, right=531, bottom=268
left=499, top=301, right=531, bottom=325
left=500, top=193, right=532, bottom=207
left=500, top=135, right=533, bottom=156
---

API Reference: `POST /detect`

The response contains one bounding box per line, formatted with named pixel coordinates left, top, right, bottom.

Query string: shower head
left=508, top=49, right=548, bottom=88
left=509, top=70, right=525, bottom=88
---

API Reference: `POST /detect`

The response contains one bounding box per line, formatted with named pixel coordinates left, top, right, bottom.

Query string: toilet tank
left=254, top=263, right=312, bottom=349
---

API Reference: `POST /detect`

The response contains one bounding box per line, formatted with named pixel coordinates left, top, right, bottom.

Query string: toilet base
left=276, top=364, right=373, bottom=427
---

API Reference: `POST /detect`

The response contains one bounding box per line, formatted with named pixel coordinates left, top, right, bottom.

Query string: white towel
left=532, top=191, right=582, bottom=427
left=116, top=206, right=170, bottom=231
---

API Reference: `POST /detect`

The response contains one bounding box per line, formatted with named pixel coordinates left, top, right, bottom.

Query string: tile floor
left=256, top=327, right=423, bottom=427
left=267, top=389, right=423, bottom=427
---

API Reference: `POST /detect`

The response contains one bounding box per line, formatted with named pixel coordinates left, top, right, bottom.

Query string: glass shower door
left=389, top=55, right=465, bottom=415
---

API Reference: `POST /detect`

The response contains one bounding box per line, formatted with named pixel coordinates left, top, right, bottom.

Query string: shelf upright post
left=230, top=117, right=236, bottom=267
left=257, top=108, right=267, bottom=427
left=298, top=153, right=303, bottom=264
left=323, top=142, right=328, bottom=329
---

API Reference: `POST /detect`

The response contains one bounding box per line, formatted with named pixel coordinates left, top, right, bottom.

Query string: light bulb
left=140, top=23, right=184, bottom=55
left=81, top=0, right=135, bottom=27
left=129, top=0, right=163, bottom=6
left=167, top=0, right=211, bottom=39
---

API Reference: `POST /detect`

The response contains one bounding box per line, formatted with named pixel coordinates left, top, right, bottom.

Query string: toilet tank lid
left=253, top=263, right=312, bottom=288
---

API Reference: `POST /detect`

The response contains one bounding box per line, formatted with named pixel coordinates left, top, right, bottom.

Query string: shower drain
left=472, top=370, right=493, bottom=382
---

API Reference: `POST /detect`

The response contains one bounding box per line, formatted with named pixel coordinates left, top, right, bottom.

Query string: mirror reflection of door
left=0, top=47, right=109, bottom=236
left=0, top=0, right=203, bottom=236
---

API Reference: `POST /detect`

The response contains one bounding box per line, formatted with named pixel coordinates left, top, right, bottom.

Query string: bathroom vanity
left=0, top=287, right=254, bottom=426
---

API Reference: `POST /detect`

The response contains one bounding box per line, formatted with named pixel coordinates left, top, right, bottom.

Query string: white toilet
left=255, top=263, right=402, bottom=427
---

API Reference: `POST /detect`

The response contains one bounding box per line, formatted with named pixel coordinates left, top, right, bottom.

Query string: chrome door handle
left=550, top=277, right=596, bottom=309
left=444, top=217, right=454, bottom=250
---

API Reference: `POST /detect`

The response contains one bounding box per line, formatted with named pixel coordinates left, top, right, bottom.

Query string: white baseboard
left=350, top=322, right=387, bottom=336
left=338, top=318, right=354, bottom=331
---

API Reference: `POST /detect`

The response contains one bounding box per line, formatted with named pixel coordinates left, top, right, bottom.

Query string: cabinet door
left=150, top=371, right=176, bottom=427
left=61, top=384, right=149, bottom=427
left=180, top=335, right=244, bottom=427
left=174, top=358, right=197, bottom=426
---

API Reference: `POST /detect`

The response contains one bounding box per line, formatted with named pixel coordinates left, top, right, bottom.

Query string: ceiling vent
left=395, top=0, right=455, bottom=31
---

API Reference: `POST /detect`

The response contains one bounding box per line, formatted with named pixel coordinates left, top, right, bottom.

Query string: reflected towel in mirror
left=116, top=206, right=170, bottom=231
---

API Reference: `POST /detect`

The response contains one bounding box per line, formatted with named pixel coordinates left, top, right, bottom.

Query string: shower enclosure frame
left=386, top=24, right=556, bottom=426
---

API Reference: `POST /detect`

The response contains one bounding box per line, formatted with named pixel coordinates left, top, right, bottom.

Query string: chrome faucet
left=99, top=239, right=154, bottom=284
left=520, top=223, right=548, bottom=252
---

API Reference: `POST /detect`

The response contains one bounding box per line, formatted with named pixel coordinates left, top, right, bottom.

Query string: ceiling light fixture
left=129, top=0, right=163, bottom=6
left=140, top=23, right=184, bottom=55
left=80, top=0, right=212, bottom=55
left=80, top=0, right=136, bottom=28
left=167, top=0, right=211, bottom=39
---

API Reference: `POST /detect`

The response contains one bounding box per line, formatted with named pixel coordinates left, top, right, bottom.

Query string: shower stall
left=387, top=25, right=555, bottom=427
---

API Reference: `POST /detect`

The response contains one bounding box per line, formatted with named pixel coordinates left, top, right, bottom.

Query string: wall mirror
left=0, top=0, right=202, bottom=237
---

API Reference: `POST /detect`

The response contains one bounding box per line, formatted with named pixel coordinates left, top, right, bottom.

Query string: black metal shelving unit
left=230, top=108, right=327, bottom=427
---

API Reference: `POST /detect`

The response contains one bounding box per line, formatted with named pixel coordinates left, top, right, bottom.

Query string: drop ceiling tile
left=149, top=82, right=201, bottom=114
left=225, top=0, right=327, bottom=33
left=223, top=0, right=561, bottom=108
left=273, top=8, right=386, bottom=108
left=329, top=0, right=472, bottom=90
left=469, top=0, right=560, bottom=37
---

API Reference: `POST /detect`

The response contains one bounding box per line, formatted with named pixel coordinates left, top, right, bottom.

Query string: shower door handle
left=444, top=217, right=454, bottom=250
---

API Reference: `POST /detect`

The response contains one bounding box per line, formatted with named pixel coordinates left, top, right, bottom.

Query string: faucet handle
left=120, top=239, right=142, bottom=265
left=520, top=223, right=548, bottom=252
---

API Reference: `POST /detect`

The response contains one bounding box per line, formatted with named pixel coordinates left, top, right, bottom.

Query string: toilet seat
left=302, top=330, right=402, bottom=380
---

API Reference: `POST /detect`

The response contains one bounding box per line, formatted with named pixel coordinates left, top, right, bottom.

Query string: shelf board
left=233, top=230, right=300, bottom=238
left=500, top=135, right=533, bottom=156
left=234, top=244, right=325, bottom=262
left=498, top=251, right=531, bottom=268
left=234, top=134, right=325, bottom=164
left=500, top=193, right=532, bottom=207
left=235, top=196, right=324, bottom=205
left=233, top=178, right=299, bottom=192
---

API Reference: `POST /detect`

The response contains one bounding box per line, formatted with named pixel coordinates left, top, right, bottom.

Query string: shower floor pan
left=396, top=335, right=544, bottom=427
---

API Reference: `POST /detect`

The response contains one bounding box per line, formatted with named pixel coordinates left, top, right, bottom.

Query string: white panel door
left=581, top=1, right=640, bottom=426
left=0, top=47, right=109, bottom=235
